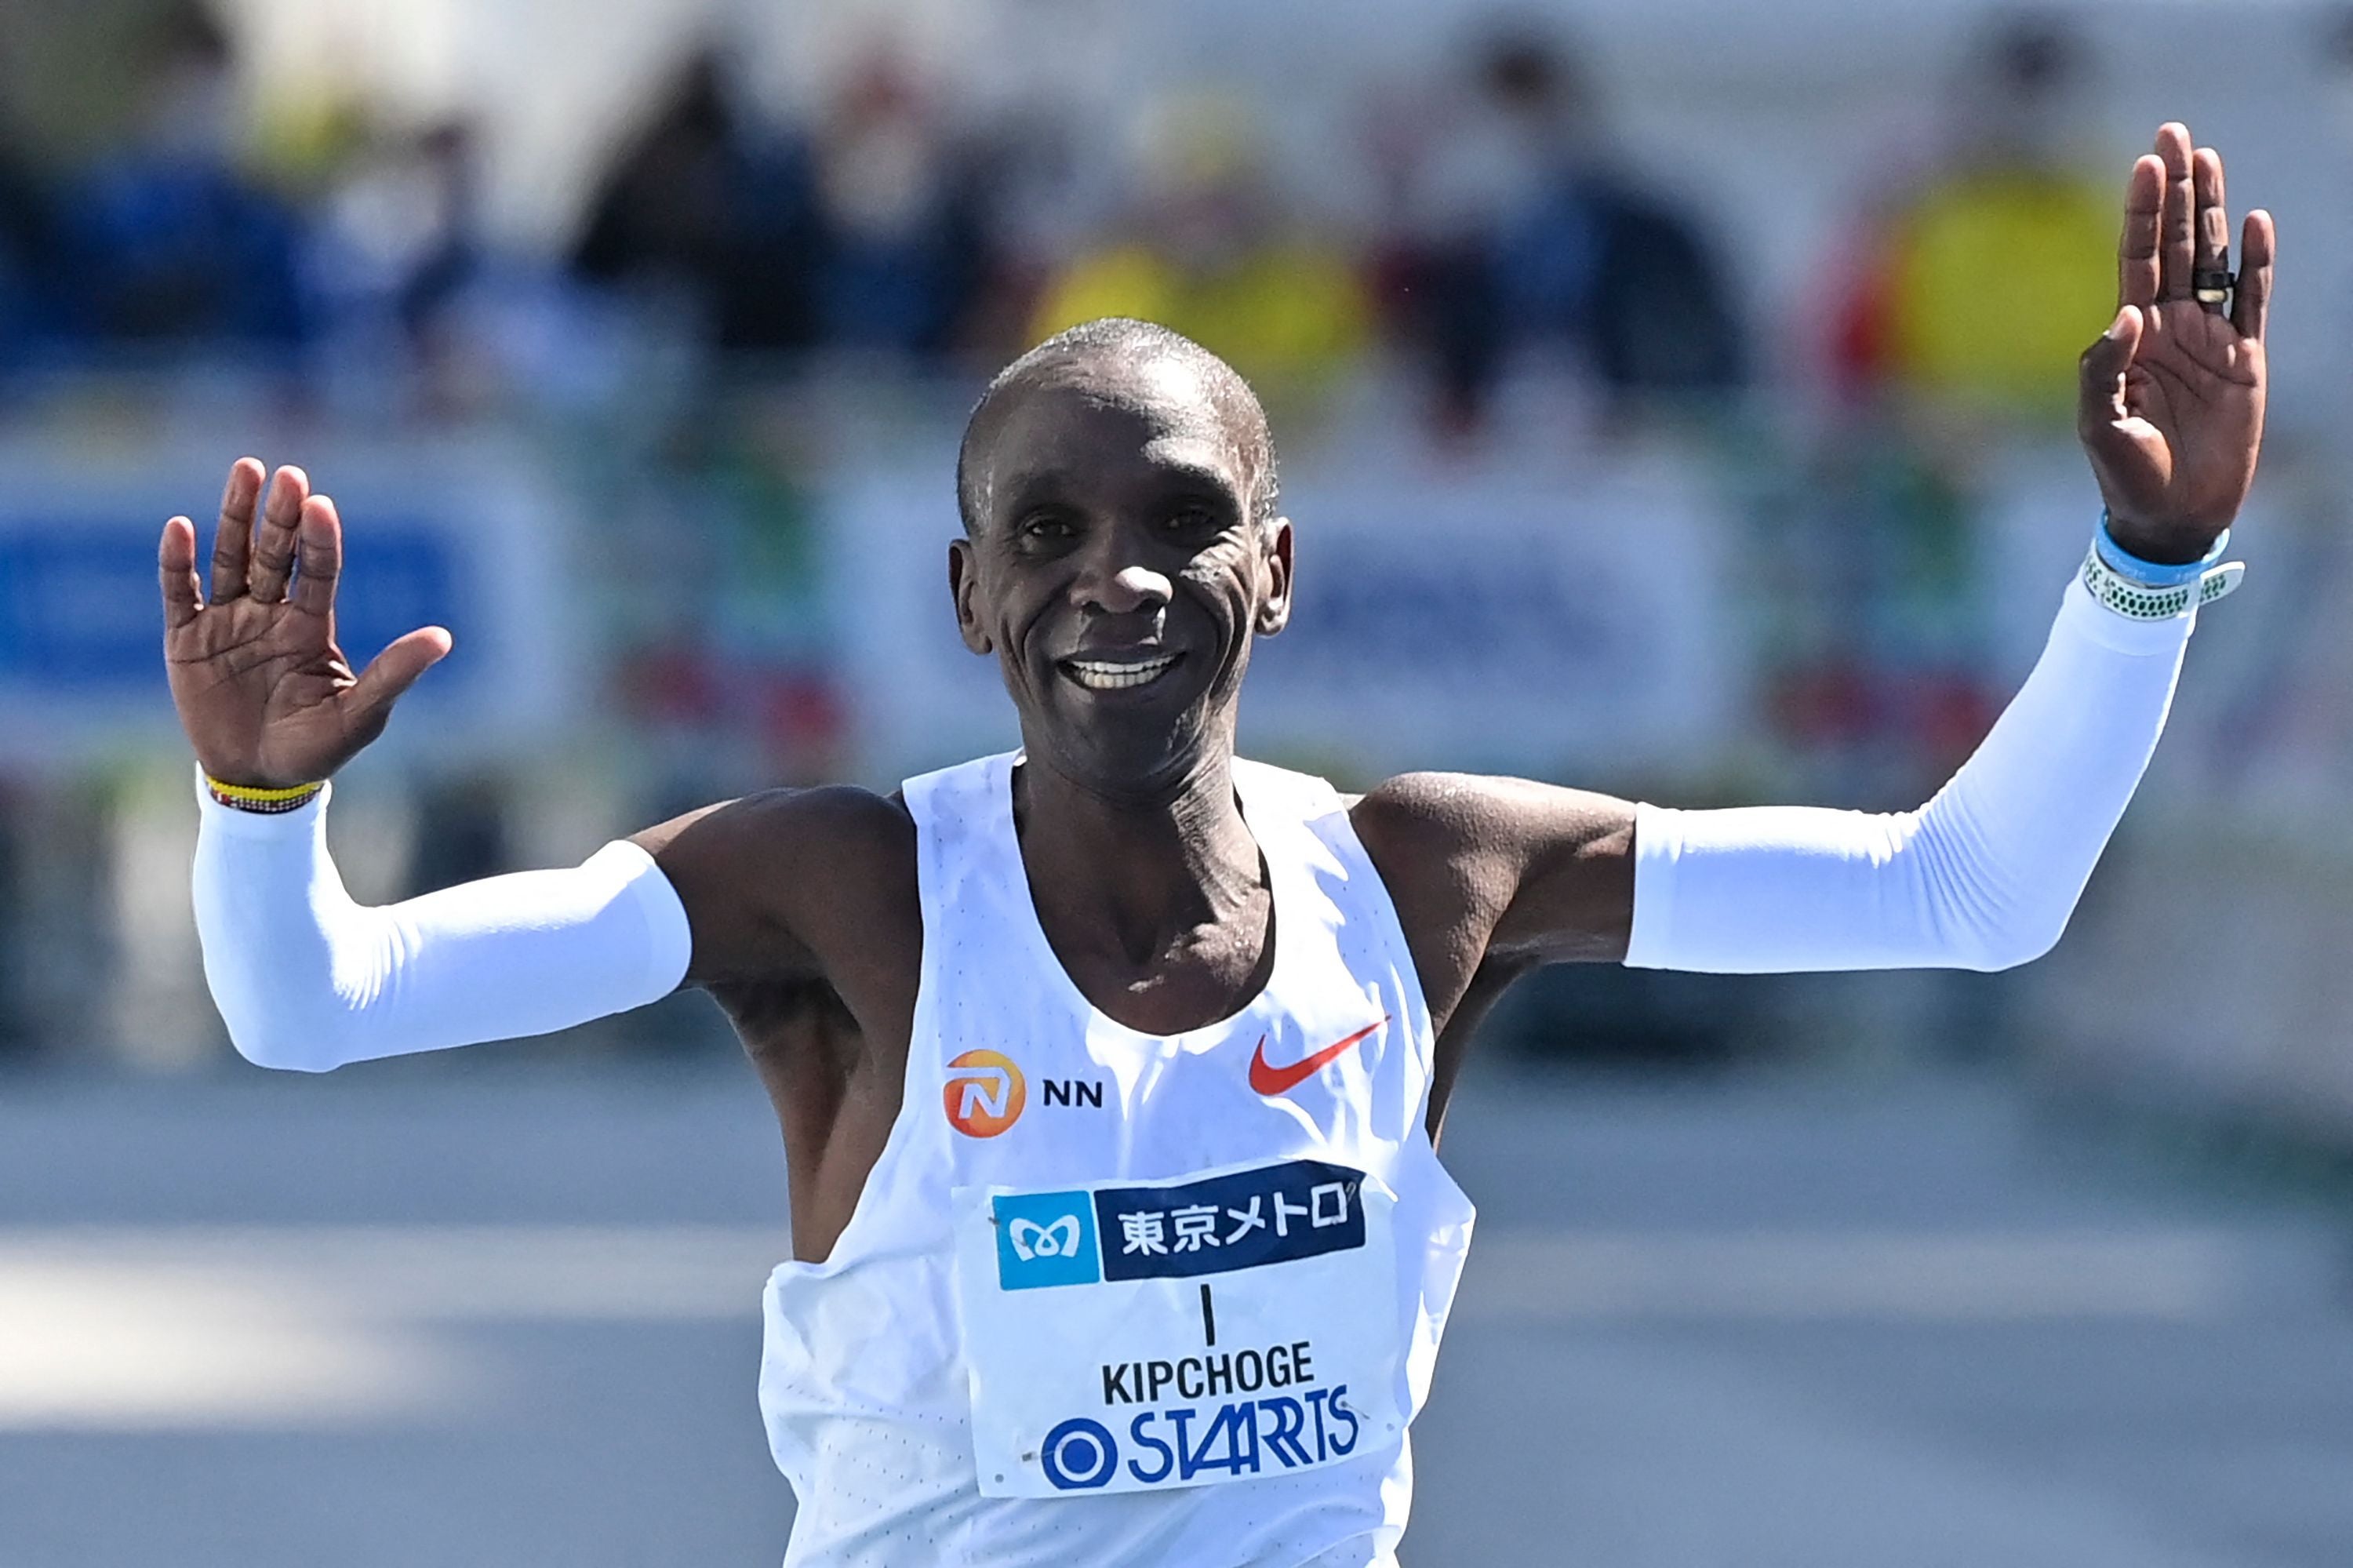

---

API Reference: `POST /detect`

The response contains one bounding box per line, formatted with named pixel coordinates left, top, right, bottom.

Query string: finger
left=2117, top=154, right=2162, bottom=309
left=2192, top=147, right=2229, bottom=313
left=248, top=464, right=308, bottom=603
left=2077, top=304, right=2144, bottom=448
left=347, top=626, right=453, bottom=729
left=2233, top=208, right=2275, bottom=341
left=2156, top=122, right=2195, bottom=300
left=161, top=515, right=205, bottom=631
left=290, top=493, right=343, bottom=620
left=209, top=457, right=264, bottom=602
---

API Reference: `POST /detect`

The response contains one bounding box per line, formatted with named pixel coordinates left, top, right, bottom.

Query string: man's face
left=950, top=356, right=1292, bottom=799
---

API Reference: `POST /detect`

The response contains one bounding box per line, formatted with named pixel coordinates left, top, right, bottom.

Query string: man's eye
left=1021, top=515, right=1073, bottom=540
left=1166, top=508, right=1217, bottom=532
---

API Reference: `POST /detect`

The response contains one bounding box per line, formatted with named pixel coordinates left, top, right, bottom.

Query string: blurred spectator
left=0, top=119, right=49, bottom=359
left=809, top=50, right=991, bottom=359
left=1380, top=29, right=1745, bottom=435
left=1827, top=15, right=2112, bottom=419
left=1775, top=15, right=2115, bottom=811
left=573, top=47, right=823, bottom=355
left=955, top=105, right=1114, bottom=360
left=316, top=119, right=483, bottom=358
left=1028, top=92, right=1370, bottom=402
left=49, top=2, right=310, bottom=348
left=0, top=782, right=27, bottom=1058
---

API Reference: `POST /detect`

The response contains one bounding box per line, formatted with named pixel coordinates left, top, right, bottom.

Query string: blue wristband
left=2096, top=511, right=2230, bottom=588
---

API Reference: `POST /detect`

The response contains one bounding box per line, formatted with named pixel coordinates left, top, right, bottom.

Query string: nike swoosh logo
left=1248, top=1018, right=1388, bottom=1097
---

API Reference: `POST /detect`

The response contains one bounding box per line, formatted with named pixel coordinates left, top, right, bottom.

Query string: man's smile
left=1059, top=650, right=1184, bottom=692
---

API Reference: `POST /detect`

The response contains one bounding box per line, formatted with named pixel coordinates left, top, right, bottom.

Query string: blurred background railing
left=1, top=0, right=2350, bottom=1149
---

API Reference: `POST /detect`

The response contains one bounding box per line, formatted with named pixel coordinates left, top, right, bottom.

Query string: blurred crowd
left=0, top=2, right=2128, bottom=436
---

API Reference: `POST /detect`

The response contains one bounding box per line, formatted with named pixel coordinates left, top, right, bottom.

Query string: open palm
left=2078, top=124, right=2275, bottom=564
left=161, top=460, right=450, bottom=788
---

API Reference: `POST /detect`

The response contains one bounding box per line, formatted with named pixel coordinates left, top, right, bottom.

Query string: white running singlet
left=758, top=752, right=1476, bottom=1567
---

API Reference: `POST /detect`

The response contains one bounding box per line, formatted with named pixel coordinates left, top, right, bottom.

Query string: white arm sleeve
left=192, top=775, right=694, bottom=1071
left=1627, top=576, right=2191, bottom=974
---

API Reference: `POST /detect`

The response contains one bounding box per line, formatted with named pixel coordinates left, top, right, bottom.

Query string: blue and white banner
left=0, top=439, right=581, bottom=764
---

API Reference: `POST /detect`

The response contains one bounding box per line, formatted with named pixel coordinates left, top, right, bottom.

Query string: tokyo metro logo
left=944, top=1050, right=1026, bottom=1137
left=1008, top=1214, right=1083, bottom=1261
left=994, top=1189, right=1101, bottom=1290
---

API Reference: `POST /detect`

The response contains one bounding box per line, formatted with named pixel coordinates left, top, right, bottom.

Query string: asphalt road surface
left=2, top=1057, right=2348, bottom=1567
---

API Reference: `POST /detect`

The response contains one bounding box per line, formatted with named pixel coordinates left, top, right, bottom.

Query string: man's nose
left=1072, top=529, right=1173, bottom=617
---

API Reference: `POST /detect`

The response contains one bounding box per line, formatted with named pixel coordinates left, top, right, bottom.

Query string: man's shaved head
left=956, top=318, right=1279, bottom=537
left=944, top=315, right=1296, bottom=799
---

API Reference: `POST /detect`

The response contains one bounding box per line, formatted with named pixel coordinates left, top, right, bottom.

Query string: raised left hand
left=2077, top=122, right=2275, bottom=564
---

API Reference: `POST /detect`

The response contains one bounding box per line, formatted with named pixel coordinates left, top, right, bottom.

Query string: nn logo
left=944, top=1050, right=1026, bottom=1137
left=943, top=1051, right=1107, bottom=1137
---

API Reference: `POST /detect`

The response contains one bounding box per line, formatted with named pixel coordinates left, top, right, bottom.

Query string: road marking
left=0, top=1259, right=461, bottom=1428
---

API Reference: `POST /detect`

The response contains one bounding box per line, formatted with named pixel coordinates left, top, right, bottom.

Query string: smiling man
left=165, top=125, right=2270, bottom=1567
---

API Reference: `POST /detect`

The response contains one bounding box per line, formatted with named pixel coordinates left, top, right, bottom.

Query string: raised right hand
left=161, top=459, right=452, bottom=788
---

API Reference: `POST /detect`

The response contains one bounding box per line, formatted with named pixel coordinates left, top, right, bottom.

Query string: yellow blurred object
left=1029, top=242, right=1371, bottom=395
left=249, top=86, right=374, bottom=193
left=1134, top=93, right=1260, bottom=194
left=1884, top=168, right=2115, bottom=417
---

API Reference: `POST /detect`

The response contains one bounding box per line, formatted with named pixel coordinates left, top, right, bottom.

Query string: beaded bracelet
left=205, top=776, right=325, bottom=814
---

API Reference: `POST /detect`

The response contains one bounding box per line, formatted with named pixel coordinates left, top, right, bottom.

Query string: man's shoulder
left=1348, top=769, right=1632, bottom=879
left=1347, top=771, right=1497, bottom=852
left=638, top=784, right=916, bottom=915
left=638, top=784, right=920, bottom=989
left=1341, top=774, right=1518, bottom=923
left=664, top=784, right=915, bottom=874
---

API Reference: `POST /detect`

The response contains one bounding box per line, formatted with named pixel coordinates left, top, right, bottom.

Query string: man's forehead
left=979, top=358, right=1248, bottom=491
left=1009, top=355, right=1229, bottom=437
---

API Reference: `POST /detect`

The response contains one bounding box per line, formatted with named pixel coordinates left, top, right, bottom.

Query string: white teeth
left=1065, top=654, right=1178, bottom=691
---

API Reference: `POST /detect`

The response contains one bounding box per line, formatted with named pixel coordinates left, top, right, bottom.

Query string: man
left=162, top=126, right=2269, bottom=1566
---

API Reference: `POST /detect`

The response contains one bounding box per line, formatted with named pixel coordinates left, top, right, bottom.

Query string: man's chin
left=1028, top=708, right=1222, bottom=801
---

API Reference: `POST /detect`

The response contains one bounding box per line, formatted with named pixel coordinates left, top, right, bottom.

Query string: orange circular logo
left=944, top=1050, right=1026, bottom=1137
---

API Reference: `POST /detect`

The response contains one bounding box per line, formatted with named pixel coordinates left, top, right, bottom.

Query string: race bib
left=955, top=1158, right=1404, bottom=1498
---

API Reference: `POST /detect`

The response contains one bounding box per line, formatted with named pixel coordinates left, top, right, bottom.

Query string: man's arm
left=185, top=777, right=893, bottom=1072
left=1363, top=564, right=2191, bottom=1002
left=168, top=461, right=911, bottom=1071
left=192, top=780, right=692, bottom=1069
left=1360, top=124, right=2272, bottom=1028
left=165, top=460, right=700, bottom=1069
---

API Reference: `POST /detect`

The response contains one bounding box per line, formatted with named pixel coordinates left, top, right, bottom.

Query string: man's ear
left=1255, top=516, right=1294, bottom=636
left=948, top=537, right=993, bottom=655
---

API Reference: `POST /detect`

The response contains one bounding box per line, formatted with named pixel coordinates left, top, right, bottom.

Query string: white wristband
left=2079, top=540, right=2243, bottom=620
